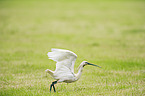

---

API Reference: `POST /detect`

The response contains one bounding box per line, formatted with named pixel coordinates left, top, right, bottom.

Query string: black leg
left=50, top=81, right=57, bottom=92
left=52, top=84, right=56, bottom=92
left=50, top=84, right=53, bottom=92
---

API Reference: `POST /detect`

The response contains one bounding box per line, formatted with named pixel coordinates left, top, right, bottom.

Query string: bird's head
left=78, top=61, right=101, bottom=70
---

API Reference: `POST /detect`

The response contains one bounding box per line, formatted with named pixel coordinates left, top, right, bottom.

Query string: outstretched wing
left=47, top=48, right=77, bottom=73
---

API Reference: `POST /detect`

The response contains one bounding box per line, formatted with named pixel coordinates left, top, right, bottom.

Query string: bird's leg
left=50, top=81, right=57, bottom=92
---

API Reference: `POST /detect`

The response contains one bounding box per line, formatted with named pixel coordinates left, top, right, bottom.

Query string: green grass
left=0, top=0, right=145, bottom=95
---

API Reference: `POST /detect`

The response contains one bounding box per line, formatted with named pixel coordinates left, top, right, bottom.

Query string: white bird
left=45, top=48, right=101, bottom=92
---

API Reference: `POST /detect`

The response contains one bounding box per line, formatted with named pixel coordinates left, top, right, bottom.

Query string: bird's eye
left=85, top=62, right=89, bottom=64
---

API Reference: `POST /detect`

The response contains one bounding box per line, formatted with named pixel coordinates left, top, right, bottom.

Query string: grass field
left=0, top=0, right=145, bottom=95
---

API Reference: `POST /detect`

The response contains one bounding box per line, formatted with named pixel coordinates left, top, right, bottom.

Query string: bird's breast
left=63, top=79, right=77, bottom=83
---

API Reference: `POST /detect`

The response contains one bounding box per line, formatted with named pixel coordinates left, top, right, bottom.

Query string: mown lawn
left=0, top=0, right=145, bottom=95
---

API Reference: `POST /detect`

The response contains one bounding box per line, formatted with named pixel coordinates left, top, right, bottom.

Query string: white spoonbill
left=45, top=48, right=101, bottom=92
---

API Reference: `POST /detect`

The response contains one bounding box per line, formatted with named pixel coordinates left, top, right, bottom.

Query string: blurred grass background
left=0, top=0, right=145, bottom=95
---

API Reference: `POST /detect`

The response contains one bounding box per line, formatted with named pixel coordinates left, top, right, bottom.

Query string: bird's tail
left=45, top=69, right=54, bottom=77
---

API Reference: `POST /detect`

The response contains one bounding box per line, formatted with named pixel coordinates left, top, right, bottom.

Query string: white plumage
left=48, top=48, right=77, bottom=72
left=45, top=48, right=101, bottom=92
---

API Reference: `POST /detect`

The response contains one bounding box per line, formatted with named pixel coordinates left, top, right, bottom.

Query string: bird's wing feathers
left=47, top=48, right=77, bottom=73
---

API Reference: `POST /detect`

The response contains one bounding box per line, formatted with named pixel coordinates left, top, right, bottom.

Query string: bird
left=45, top=48, right=101, bottom=92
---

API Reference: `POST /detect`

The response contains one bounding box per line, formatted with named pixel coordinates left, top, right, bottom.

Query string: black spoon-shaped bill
left=86, top=62, right=102, bottom=68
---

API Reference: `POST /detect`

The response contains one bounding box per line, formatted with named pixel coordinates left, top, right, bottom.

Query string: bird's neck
left=75, top=65, right=84, bottom=80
